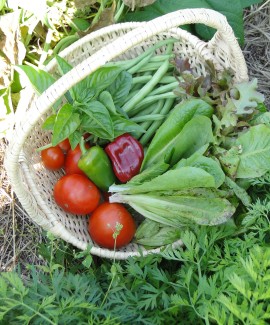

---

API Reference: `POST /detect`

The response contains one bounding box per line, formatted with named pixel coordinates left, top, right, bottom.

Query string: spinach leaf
left=142, top=99, right=213, bottom=170
left=79, top=101, right=114, bottom=140
left=170, top=115, right=213, bottom=165
left=52, top=103, right=81, bottom=146
left=236, top=124, right=270, bottom=178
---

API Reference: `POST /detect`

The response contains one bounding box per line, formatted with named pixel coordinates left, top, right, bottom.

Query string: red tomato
left=58, top=138, right=71, bottom=153
left=41, top=146, right=65, bottom=170
left=88, top=202, right=136, bottom=249
left=64, top=144, right=90, bottom=175
left=54, top=174, right=100, bottom=215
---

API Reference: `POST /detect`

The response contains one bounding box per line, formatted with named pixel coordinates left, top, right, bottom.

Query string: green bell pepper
left=78, top=143, right=116, bottom=191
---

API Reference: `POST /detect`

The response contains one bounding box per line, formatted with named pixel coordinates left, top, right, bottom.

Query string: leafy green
left=169, top=115, right=213, bottom=165
left=176, top=154, right=225, bottom=188
left=112, top=167, right=216, bottom=194
left=135, top=220, right=182, bottom=247
left=79, top=101, right=114, bottom=140
left=232, top=79, right=265, bottom=115
left=117, top=193, right=235, bottom=226
left=141, top=98, right=213, bottom=170
left=235, top=124, right=270, bottom=178
left=122, top=0, right=258, bottom=45
left=52, top=103, right=81, bottom=146
left=106, top=71, right=133, bottom=106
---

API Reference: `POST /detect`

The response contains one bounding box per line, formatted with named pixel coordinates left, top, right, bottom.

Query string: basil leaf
left=52, top=103, right=81, bottom=146
left=79, top=101, right=114, bottom=140
left=42, top=114, right=56, bottom=131
left=106, top=71, right=133, bottom=106
left=55, top=55, right=95, bottom=103
left=87, top=66, right=123, bottom=96
left=236, top=124, right=270, bottom=178
left=112, top=115, right=145, bottom=137
left=68, top=130, right=83, bottom=150
left=99, top=91, right=117, bottom=114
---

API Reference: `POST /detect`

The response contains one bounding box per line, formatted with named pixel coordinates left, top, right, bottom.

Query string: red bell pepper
left=105, top=133, right=144, bottom=183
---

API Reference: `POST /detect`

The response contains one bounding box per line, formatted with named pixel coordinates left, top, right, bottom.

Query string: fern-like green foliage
left=1, top=184, right=270, bottom=324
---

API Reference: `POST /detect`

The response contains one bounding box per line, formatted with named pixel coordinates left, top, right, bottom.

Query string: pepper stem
left=79, top=137, right=87, bottom=155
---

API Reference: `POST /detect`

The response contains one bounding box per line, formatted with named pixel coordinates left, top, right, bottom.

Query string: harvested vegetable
left=78, top=143, right=116, bottom=191
left=105, top=133, right=144, bottom=183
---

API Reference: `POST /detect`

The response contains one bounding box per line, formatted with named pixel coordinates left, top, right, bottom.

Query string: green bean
left=129, top=92, right=177, bottom=117
left=139, top=99, right=165, bottom=131
left=127, top=53, right=152, bottom=75
left=122, top=43, right=174, bottom=114
left=139, top=98, right=175, bottom=146
left=131, top=114, right=165, bottom=123
left=149, top=81, right=179, bottom=96
left=132, top=101, right=160, bottom=118
left=136, top=62, right=174, bottom=73
left=149, top=54, right=175, bottom=62
left=109, top=38, right=176, bottom=71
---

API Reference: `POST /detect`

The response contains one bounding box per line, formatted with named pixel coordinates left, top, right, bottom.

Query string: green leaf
left=122, top=0, right=245, bottom=45
left=112, top=115, right=145, bottom=137
left=241, top=0, right=264, bottom=8
left=170, top=115, right=214, bottom=165
left=55, top=55, right=95, bottom=103
left=225, top=176, right=251, bottom=207
left=42, top=114, right=56, bottom=131
left=52, top=104, right=81, bottom=146
left=177, top=155, right=225, bottom=188
left=236, top=124, right=270, bottom=178
left=106, top=71, right=133, bottom=106
left=119, top=166, right=216, bottom=194
left=142, top=98, right=213, bottom=170
left=79, top=101, right=114, bottom=140
left=68, top=130, right=82, bottom=150
left=87, top=65, right=123, bottom=96
left=99, top=91, right=117, bottom=114
left=15, top=65, right=55, bottom=95
left=250, top=112, right=270, bottom=126
left=116, top=192, right=235, bottom=226
left=232, top=79, right=265, bottom=115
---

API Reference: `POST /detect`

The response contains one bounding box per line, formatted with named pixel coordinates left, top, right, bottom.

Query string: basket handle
left=8, top=8, right=247, bottom=164
left=37, top=8, right=248, bottom=113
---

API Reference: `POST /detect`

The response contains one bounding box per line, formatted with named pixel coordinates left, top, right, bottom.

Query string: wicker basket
left=5, top=9, right=248, bottom=260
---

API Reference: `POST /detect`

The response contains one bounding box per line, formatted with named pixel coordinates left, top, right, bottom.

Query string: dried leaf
left=0, top=11, right=26, bottom=89
left=123, top=0, right=157, bottom=11
left=78, top=4, right=116, bottom=36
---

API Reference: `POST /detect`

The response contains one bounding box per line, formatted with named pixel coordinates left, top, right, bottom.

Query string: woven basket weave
left=5, top=9, right=248, bottom=260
